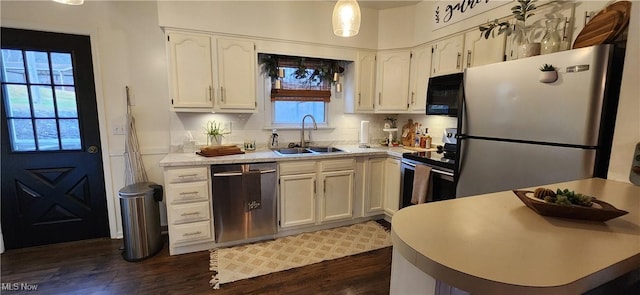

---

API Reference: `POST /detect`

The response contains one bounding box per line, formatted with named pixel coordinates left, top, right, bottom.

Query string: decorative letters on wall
left=433, top=0, right=512, bottom=30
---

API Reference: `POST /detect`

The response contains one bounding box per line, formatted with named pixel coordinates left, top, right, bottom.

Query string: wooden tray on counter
left=196, top=145, right=244, bottom=157
left=513, top=190, right=628, bottom=222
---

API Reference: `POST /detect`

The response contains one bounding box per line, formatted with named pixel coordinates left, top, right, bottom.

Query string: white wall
left=1, top=0, right=637, bottom=240
left=157, top=0, right=381, bottom=49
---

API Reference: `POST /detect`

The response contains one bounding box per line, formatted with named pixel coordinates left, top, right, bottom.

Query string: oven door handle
left=401, top=160, right=416, bottom=167
left=213, top=169, right=276, bottom=177
left=431, top=169, right=454, bottom=177
left=402, top=160, right=454, bottom=177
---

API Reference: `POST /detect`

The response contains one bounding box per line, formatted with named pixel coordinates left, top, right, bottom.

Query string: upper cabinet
left=166, top=30, right=257, bottom=113
left=215, top=38, right=257, bottom=111
left=354, top=51, right=377, bottom=112
left=431, top=35, right=464, bottom=77
left=167, top=32, right=214, bottom=109
left=375, top=50, right=411, bottom=113
left=408, top=44, right=432, bottom=113
left=463, top=31, right=506, bottom=68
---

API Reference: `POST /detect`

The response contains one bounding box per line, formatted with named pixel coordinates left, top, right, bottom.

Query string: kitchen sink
left=273, top=146, right=344, bottom=156
left=273, top=148, right=313, bottom=155
left=307, top=146, right=344, bottom=153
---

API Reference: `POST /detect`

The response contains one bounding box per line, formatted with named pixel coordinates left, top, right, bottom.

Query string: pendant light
left=52, top=0, right=84, bottom=5
left=332, top=0, right=361, bottom=37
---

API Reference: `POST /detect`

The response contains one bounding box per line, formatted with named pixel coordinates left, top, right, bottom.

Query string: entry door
left=1, top=28, right=109, bottom=249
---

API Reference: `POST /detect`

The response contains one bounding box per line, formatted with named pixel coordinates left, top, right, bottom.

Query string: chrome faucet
left=300, top=114, right=317, bottom=148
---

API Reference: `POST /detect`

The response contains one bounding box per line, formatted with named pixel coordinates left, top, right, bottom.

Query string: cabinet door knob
left=456, top=53, right=461, bottom=69
left=466, top=50, right=472, bottom=68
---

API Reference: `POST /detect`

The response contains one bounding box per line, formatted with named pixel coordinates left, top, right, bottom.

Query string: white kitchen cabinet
left=384, top=157, right=401, bottom=216
left=376, top=50, right=411, bottom=112
left=319, top=170, right=354, bottom=222
left=279, top=173, right=317, bottom=228
left=354, top=50, right=377, bottom=112
left=431, top=35, right=464, bottom=77
left=319, top=159, right=355, bottom=223
left=463, top=30, right=506, bottom=68
left=363, top=157, right=386, bottom=215
left=166, top=31, right=256, bottom=112
left=167, top=31, right=214, bottom=109
left=214, top=38, right=257, bottom=111
left=408, top=44, right=432, bottom=113
left=279, top=159, right=355, bottom=228
left=164, top=166, right=215, bottom=255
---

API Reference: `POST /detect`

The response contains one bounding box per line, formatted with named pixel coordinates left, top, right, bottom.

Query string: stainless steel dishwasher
left=211, top=162, right=277, bottom=243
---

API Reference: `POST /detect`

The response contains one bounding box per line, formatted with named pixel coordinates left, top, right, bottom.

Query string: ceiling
left=350, top=1, right=422, bottom=10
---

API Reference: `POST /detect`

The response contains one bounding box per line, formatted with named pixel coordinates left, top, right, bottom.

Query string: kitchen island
left=390, top=178, right=640, bottom=294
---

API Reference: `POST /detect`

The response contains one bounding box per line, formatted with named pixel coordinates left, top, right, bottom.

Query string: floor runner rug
left=209, top=221, right=391, bottom=289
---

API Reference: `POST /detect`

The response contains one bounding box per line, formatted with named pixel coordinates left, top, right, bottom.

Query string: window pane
left=1, top=49, right=26, bottom=83
left=25, top=51, right=51, bottom=84
left=274, top=101, right=325, bottom=124
left=59, top=119, right=81, bottom=150
left=35, top=119, right=60, bottom=151
left=55, top=86, right=78, bottom=118
left=4, top=84, right=31, bottom=117
left=51, top=53, right=74, bottom=85
left=8, top=119, right=36, bottom=151
left=31, top=86, right=55, bottom=117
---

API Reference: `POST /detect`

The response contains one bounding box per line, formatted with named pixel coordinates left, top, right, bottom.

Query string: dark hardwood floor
left=1, top=222, right=392, bottom=295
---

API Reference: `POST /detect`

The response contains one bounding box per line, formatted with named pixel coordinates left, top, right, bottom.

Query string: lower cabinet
left=363, top=157, right=387, bottom=215
left=319, top=169, right=354, bottom=222
left=279, top=172, right=317, bottom=228
left=279, top=158, right=355, bottom=229
left=164, top=166, right=215, bottom=255
left=384, top=157, right=401, bottom=216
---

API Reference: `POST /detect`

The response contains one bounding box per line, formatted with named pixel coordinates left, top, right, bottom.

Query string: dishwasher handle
left=213, top=169, right=276, bottom=177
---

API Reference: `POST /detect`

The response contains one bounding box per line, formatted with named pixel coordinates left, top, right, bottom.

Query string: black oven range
left=400, top=144, right=457, bottom=208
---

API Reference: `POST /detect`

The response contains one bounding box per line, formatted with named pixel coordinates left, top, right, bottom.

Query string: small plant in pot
left=538, top=64, right=558, bottom=83
left=204, top=120, right=229, bottom=146
left=479, top=0, right=539, bottom=57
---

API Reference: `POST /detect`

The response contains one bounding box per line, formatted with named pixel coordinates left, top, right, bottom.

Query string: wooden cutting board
left=606, top=1, right=632, bottom=38
left=573, top=1, right=631, bottom=49
left=197, top=145, right=244, bottom=157
left=573, top=9, right=622, bottom=49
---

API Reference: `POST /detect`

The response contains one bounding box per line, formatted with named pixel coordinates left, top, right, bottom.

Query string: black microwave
left=426, top=72, right=463, bottom=116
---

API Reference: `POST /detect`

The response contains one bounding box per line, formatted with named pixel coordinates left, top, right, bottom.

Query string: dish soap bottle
left=269, top=129, right=279, bottom=149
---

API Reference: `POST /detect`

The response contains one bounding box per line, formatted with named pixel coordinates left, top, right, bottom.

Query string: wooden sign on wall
left=433, top=0, right=512, bottom=30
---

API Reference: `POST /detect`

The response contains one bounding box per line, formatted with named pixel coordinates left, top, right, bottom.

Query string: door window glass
left=1, top=49, right=81, bottom=151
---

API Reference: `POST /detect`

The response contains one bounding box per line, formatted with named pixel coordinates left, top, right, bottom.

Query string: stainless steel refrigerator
left=456, top=44, right=624, bottom=198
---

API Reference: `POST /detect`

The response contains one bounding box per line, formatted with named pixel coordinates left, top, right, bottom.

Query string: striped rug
left=209, top=221, right=391, bottom=289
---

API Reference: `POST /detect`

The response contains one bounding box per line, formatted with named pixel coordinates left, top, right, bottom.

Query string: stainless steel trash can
left=118, top=182, right=163, bottom=261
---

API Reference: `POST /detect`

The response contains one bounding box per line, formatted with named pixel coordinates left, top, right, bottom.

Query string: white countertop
left=391, top=178, right=640, bottom=294
left=159, top=145, right=411, bottom=167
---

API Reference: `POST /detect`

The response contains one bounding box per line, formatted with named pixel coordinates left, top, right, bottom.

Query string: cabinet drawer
left=169, top=221, right=212, bottom=244
left=167, top=181, right=209, bottom=204
left=321, top=158, right=355, bottom=172
left=279, top=161, right=317, bottom=175
left=169, top=201, right=210, bottom=225
left=166, top=167, right=209, bottom=183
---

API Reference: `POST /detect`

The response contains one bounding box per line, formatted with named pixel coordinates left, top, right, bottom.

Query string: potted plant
left=479, top=0, right=539, bottom=57
left=538, top=64, right=558, bottom=83
left=204, top=120, right=229, bottom=146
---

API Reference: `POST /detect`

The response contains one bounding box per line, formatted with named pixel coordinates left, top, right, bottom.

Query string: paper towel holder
left=359, top=120, right=370, bottom=148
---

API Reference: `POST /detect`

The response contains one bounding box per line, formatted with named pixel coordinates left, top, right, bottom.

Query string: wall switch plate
left=630, top=142, right=640, bottom=186
left=112, top=123, right=126, bottom=135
